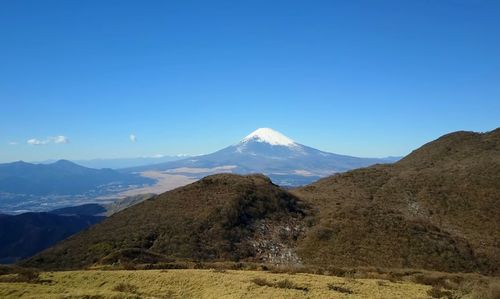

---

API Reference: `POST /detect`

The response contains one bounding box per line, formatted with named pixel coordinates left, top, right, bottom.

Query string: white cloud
left=129, top=134, right=137, bottom=143
left=7, top=141, right=18, bottom=145
left=27, top=138, right=49, bottom=145
left=27, top=135, right=69, bottom=145
left=52, top=135, right=69, bottom=144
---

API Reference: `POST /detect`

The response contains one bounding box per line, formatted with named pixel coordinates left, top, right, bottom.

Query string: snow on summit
left=241, top=128, right=297, bottom=146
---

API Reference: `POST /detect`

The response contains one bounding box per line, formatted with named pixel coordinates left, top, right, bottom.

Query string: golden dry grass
left=0, top=269, right=433, bottom=299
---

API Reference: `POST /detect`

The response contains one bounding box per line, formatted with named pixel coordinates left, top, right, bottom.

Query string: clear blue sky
left=1, top=0, right=499, bottom=163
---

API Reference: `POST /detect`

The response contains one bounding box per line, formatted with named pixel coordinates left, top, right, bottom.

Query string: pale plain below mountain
left=126, top=128, right=399, bottom=186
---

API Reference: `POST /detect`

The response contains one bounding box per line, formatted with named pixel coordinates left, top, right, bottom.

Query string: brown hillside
left=23, top=174, right=306, bottom=269
left=23, top=128, right=500, bottom=275
left=292, top=128, right=500, bottom=274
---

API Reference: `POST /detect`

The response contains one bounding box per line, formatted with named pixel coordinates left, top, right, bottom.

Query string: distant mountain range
left=38, top=155, right=189, bottom=169
left=0, top=129, right=398, bottom=205
left=0, top=160, right=153, bottom=196
left=25, top=128, right=500, bottom=274
left=50, top=204, right=107, bottom=216
left=127, top=128, right=399, bottom=186
left=0, top=128, right=398, bottom=214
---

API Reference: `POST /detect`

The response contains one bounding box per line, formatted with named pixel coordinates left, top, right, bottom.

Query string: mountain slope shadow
left=0, top=213, right=104, bottom=264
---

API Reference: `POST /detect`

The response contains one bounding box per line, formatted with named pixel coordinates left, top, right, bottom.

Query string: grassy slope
left=0, top=269, right=431, bottom=299
left=23, top=174, right=305, bottom=269
left=292, top=129, right=500, bottom=274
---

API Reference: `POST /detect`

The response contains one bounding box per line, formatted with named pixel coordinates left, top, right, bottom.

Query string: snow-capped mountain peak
left=241, top=128, right=297, bottom=146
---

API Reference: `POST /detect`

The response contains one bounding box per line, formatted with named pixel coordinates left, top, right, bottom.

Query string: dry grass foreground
left=0, top=269, right=433, bottom=299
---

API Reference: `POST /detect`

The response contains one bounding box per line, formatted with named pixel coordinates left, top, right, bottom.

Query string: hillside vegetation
left=24, top=174, right=306, bottom=269
left=292, top=128, right=500, bottom=274
left=22, top=128, right=500, bottom=276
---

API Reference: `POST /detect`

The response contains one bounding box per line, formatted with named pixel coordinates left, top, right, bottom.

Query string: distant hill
left=103, top=193, right=156, bottom=216
left=22, top=174, right=306, bottom=269
left=0, top=212, right=104, bottom=264
left=127, top=128, right=398, bottom=186
left=0, top=160, right=154, bottom=196
left=22, top=128, right=500, bottom=275
left=51, top=204, right=107, bottom=216
left=69, top=155, right=188, bottom=169
left=49, top=194, right=156, bottom=217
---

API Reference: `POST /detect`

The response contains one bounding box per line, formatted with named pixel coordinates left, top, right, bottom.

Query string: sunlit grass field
left=0, top=269, right=433, bottom=299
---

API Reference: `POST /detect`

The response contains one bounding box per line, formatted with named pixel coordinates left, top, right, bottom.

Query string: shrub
left=412, top=273, right=452, bottom=289
left=121, top=261, right=137, bottom=270
left=251, top=278, right=308, bottom=291
left=275, top=279, right=308, bottom=291
left=64, top=296, right=105, bottom=299
left=269, top=265, right=299, bottom=275
left=17, top=268, right=40, bottom=282
left=113, top=282, right=138, bottom=293
left=251, top=278, right=272, bottom=287
left=427, top=286, right=453, bottom=298
left=327, top=283, right=353, bottom=294
left=0, top=266, right=40, bottom=283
